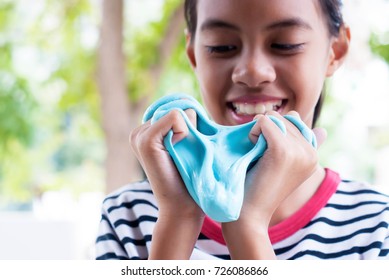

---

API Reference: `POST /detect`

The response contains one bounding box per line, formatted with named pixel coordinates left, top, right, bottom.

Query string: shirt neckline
left=200, top=168, right=340, bottom=245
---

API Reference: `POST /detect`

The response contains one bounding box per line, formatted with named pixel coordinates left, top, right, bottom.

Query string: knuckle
left=168, top=109, right=183, bottom=123
left=130, top=126, right=150, bottom=153
left=129, top=127, right=138, bottom=145
left=129, top=127, right=140, bottom=151
left=139, top=132, right=153, bottom=149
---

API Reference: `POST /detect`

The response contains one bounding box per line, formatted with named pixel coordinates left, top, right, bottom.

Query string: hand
left=242, top=110, right=324, bottom=224
left=222, top=111, right=325, bottom=259
left=130, top=108, right=203, bottom=219
left=130, top=108, right=204, bottom=259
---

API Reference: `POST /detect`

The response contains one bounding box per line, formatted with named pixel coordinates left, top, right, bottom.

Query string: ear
left=326, top=25, right=351, bottom=77
left=185, top=29, right=197, bottom=69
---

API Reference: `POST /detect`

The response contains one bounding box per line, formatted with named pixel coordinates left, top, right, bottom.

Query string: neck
left=269, top=166, right=326, bottom=227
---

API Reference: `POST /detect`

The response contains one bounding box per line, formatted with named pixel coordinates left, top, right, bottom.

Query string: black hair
left=184, top=0, right=344, bottom=127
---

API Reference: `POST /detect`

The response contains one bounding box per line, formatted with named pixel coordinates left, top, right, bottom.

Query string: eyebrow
left=265, top=17, right=312, bottom=31
left=199, top=17, right=312, bottom=32
left=200, top=19, right=240, bottom=32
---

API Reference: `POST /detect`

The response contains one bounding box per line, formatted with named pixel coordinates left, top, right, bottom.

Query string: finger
left=250, top=111, right=285, bottom=142
left=284, top=110, right=300, bottom=117
left=147, top=109, right=189, bottom=145
left=273, top=110, right=303, bottom=135
left=312, top=127, right=327, bottom=149
left=129, top=121, right=150, bottom=149
left=184, top=108, right=197, bottom=128
left=272, top=111, right=314, bottom=143
left=249, top=114, right=265, bottom=143
left=129, top=122, right=152, bottom=166
left=254, top=114, right=286, bottom=148
left=132, top=109, right=190, bottom=166
left=266, top=111, right=301, bottom=137
left=282, top=111, right=323, bottom=148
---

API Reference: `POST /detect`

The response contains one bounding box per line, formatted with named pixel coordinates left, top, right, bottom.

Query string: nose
left=232, top=50, right=276, bottom=88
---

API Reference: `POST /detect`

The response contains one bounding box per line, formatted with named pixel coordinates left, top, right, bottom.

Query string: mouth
left=227, top=99, right=287, bottom=124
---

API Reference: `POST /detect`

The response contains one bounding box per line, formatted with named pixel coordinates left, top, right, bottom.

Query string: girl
left=95, top=0, right=389, bottom=260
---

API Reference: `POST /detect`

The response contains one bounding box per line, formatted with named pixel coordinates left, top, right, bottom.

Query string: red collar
left=200, top=168, right=340, bottom=244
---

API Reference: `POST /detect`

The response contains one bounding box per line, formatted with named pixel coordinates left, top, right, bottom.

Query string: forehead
left=196, top=0, right=326, bottom=32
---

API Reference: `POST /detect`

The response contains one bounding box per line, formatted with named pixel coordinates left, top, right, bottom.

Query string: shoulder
left=335, top=178, right=389, bottom=205
left=326, top=178, right=389, bottom=240
left=278, top=177, right=389, bottom=259
left=104, top=179, right=154, bottom=201
left=101, top=180, right=157, bottom=211
left=95, top=180, right=158, bottom=260
left=100, top=179, right=159, bottom=229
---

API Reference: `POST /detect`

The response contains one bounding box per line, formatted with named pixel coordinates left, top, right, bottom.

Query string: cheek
left=197, top=71, right=231, bottom=123
left=296, top=80, right=324, bottom=126
left=195, top=69, right=220, bottom=117
left=196, top=59, right=229, bottom=91
left=281, top=60, right=326, bottom=123
left=196, top=57, right=231, bottom=99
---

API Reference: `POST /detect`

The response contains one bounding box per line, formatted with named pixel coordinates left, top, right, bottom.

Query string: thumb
left=312, top=127, right=327, bottom=149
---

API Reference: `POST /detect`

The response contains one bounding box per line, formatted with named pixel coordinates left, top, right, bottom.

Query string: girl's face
left=186, top=0, right=349, bottom=127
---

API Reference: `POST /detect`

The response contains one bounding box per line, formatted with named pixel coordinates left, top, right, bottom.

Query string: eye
left=206, top=45, right=237, bottom=54
left=271, top=43, right=305, bottom=52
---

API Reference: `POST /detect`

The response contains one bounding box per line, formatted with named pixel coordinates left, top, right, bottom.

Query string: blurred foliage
left=369, top=31, right=389, bottom=151
left=125, top=0, right=198, bottom=102
left=0, top=1, right=36, bottom=151
left=0, top=0, right=103, bottom=205
left=160, top=26, right=200, bottom=99
left=370, top=32, right=389, bottom=64
left=0, top=0, right=197, bottom=207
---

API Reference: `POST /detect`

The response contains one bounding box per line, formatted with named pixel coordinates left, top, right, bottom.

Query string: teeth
left=232, top=100, right=282, bottom=115
left=255, top=104, right=266, bottom=114
left=265, top=103, right=274, bottom=112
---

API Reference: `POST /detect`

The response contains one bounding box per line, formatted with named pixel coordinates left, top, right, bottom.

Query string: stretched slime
left=143, top=94, right=317, bottom=222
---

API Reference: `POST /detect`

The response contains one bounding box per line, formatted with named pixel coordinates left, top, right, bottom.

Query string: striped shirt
left=95, top=168, right=389, bottom=260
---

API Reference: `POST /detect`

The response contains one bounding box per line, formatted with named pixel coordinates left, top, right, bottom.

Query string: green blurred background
left=0, top=0, right=389, bottom=259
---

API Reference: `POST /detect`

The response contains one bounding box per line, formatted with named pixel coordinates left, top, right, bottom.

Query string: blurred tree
left=98, top=0, right=136, bottom=194
left=98, top=0, right=186, bottom=193
left=0, top=1, right=37, bottom=202
left=370, top=32, right=389, bottom=64
left=369, top=32, right=389, bottom=150
left=0, top=0, right=103, bottom=203
left=0, top=0, right=193, bottom=203
left=0, top=1, right=35, bottom=153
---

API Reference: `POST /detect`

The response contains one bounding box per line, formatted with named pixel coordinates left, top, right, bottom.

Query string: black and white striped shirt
left=95, top=169, right=389, bottom=260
